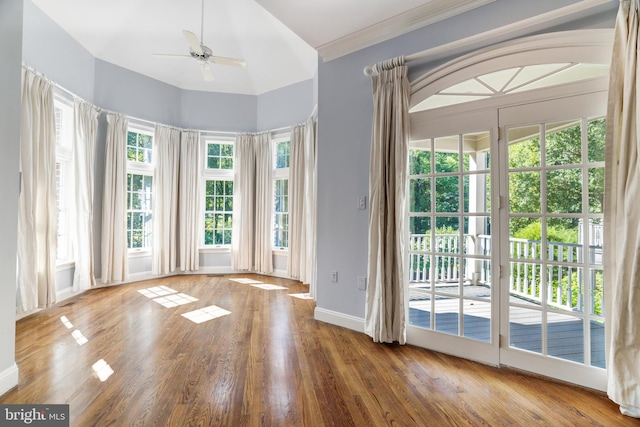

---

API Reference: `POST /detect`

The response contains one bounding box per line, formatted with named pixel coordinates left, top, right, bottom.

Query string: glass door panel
left=408, top=109, right=498, bottom=364
left=499, top=91, right=607, bottom=389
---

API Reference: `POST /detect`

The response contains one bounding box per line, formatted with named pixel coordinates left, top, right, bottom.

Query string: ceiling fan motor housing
left=190, top=45, right=213, bottom=61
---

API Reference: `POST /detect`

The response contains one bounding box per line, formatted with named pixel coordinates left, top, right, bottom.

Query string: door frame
left=407, top=29, right=612, bottom=390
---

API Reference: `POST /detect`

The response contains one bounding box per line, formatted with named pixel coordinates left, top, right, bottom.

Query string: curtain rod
left=363, top=0, right=614, bottom=76
left=21, top=63, right=307, bottom=136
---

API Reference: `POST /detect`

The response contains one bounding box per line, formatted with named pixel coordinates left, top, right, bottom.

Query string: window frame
left=53, top=94, right=74, bottom=266
left=201, top=136, right=235, bottom=250
left=126, top=126, right=155, bottom=253
left=272, top=136, right=290, bottom=251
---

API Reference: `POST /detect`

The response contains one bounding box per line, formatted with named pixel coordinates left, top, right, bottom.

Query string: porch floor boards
left=409, top=285, right=605, bottom=368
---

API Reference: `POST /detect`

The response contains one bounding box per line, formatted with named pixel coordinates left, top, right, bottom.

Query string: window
left=54, top=96, right=74, bottom=263
left=273, top=138, right=290, bottom=249
left=126, top=128, right=154, bottom=250
left=202, top=139, right=234, bottom=247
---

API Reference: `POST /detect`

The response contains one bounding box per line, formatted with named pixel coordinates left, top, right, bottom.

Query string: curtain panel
left=231, top=134, right=256, bottom=270
left=72, top=99, right=100, bottom=291
left=17, top=69, right=57, bottom=313
left=604, top=0, right=640, bottom=417
left=303, top=118, right=318, bottom=298
left=254, top=133, right=273, bottom=274
left=179, top=130, right=201, bottom=272
left=287, top=118, right=318, bottom=296
left=364, top=63, right=410, bottom=344
left=153, top=125, right=181, bottom=275
left=101, top=113, right=129, bottom=284
left=287, top=124, right=305, bottom=280
left=231, top=133, right=273, bottom=273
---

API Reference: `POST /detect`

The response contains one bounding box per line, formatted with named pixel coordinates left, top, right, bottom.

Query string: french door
left=407, top=109, right=500, bottom=365
left=407, top=90, right=607, bottom=389
left=498, top=90, right=607, bottom=389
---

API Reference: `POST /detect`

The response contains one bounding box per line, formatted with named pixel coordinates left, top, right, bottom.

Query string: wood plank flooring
left=1, top=274, right=638, bottom=426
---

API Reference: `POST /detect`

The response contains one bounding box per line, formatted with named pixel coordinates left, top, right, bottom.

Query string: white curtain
left=231, top=133, right=272, bottom=273
left=152, top=125, right=180, bottom=275
left=72, top=99, right=99, bottom=291
left=287, top=118, right=318, bottom=297
left=231, top=134, right=256, bottom=270
left=17, top=69, right=57, bottom=313
left=364, top=59, right=410, bottom=344
left=101, top=113, right=129, bottom=284
left=254, top=133, right=273, bottom=274
left=179, top=130, right=201, bottom=272
left=604, top=0, right=640, bottom=418
left=303, top=118, right=318, bottom=298
left=288, top=125, right=305, bottom=280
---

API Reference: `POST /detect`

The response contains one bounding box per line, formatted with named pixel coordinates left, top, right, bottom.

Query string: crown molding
left=317, top=0, right=496, bottom=62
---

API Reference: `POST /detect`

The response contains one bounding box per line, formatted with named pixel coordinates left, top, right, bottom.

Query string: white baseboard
left=0, top=363, right=18, bottom=396
left=314, top=307, right=364, bottom=333
left=192, top=267, right=236, bottom=275
left=56, top=286, right=84, bottom=303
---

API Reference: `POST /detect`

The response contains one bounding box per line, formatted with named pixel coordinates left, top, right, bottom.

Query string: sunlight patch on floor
left=60, top=315, right=73, bottom=329
left=250, top=284, right=288, bottom=290
left=181, top=305, right=231, bottom=324
left=288, top=293, right=312, bottom=300
left=152, top=293, right=198, bottom=308
left=92, top=359, right=114, bottom=382
left=72, top=329, right=88, bottom=345
left=138, top=285, right=178, bottom=298
left=229, top=278, right=264, bottom=284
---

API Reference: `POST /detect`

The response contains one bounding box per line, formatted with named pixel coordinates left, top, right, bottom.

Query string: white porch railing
left=409, top=233, right=603, bottom=312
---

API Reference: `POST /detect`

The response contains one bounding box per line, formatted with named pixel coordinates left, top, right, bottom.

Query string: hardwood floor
left=1, top=274, right=638, bottom=426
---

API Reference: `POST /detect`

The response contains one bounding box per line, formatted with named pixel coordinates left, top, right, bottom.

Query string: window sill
left=272, top=248, right=288, bottom=256
left=128, top=249, right=152, bottom=258
left=199, top=246, right=231, bottom=254
left=56, top=261, right=75, bottom=272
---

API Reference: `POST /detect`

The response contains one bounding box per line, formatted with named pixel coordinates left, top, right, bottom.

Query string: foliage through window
left=126, top=173, right=153, bottom=249
left=204, top=180, right=233, bottom=245
left=127, top=130, right=153, bottom=163
left=54, top=96, right=73, bottom=262
left=202, top=138, right=234, bottom=247
left=273, top=139, right=290, bottom=248
left=126, top=126, right=154, bottom=250
left=206, top=142, right=233, bottom=170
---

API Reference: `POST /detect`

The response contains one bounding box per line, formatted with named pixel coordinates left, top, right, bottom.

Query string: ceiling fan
left=153, top=0, right=247, bottom=81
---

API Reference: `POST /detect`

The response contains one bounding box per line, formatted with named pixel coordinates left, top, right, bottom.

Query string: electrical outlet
left=357, top=196, right=367, bottom=210
left=357, top=276, right=367, bottom=290
left=330, top=271, right=338, bottom=282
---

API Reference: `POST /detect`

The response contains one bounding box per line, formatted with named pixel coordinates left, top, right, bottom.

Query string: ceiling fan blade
left=201, top=62, right=215, bottom=81
left=183, top=30, right=203, bottom=55
left=209, top=56, right=247, bottom=68
left=153, top=53, right=192, bottom=59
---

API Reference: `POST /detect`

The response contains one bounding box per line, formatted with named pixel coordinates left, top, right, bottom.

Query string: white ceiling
left=30, top=0, right=493, bottom=95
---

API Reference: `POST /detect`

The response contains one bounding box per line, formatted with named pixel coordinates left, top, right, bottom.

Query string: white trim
left=199, top=246, right=231, bottom=254
left=500, top=349, right=607, bottom=391
left=56, top=286, right=83, bottom=303
left=56, top=261, right=75, bottom=272
left=364, top=0, right=616, bottom=75
left=314, top=307, right=364, bottom=333
left=128, top=249, right=152, bottom=258
left=319, top=0, right=495, bottom=61
left=270, top=269, right=289, bottom=279
left=410, top=29, right=614, bottom=110
left=0, top=363, right=19, bottom=396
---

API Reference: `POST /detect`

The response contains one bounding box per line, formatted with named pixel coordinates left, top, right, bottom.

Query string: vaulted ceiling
left=30, top=0, right=494, bottom=95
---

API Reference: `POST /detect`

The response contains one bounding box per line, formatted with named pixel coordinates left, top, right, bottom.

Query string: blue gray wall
left=257, top=79, right=316, bottom=130
left=314, top=0, right=617, bottom=319
left=0, top=0, right=23, bottom=394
